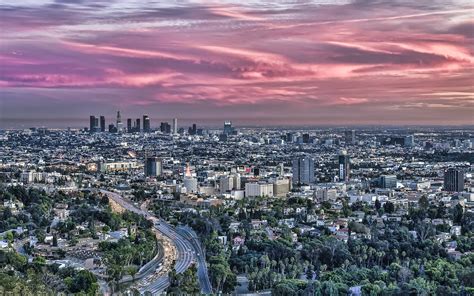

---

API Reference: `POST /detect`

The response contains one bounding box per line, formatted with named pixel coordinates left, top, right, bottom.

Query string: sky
left=0, top=0, right=473, bottom=128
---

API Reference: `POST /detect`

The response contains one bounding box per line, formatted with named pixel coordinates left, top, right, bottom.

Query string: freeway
left=100, top=190, right=211, bottom=295
left=177, top=226, right=213, bottom=294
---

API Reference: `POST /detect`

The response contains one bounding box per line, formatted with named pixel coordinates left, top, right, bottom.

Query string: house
left=450, top=226, right=461, bottom=236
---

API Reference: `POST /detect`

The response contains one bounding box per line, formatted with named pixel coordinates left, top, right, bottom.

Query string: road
left=177, top=226, right=213, bottom=294
left=100, top=190, right=211, bottom=295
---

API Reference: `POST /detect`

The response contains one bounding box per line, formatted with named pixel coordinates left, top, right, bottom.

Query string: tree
left=383, top=201, right=395, bottom=214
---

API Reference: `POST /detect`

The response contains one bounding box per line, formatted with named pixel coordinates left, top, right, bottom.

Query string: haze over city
left=1, top=0, right=473, bottom=127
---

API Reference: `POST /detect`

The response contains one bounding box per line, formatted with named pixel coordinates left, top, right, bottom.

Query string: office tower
left=108, top=124, right=117, bottom=133
left=183, top=164, right=198, bottom=193
left=127, top=118, right=132, bottom=133
left=380, top=175, right=397, bottom=189
left=135, top=118, right=141, bottom=132
left=292, top=156, right=315, bottom=185
left=286, top=133, right=295, bottom=143
left=302, top=133, right=310, bottom=144
left=223, top=121, right=234, bottom=135
left=116, top=111, right=123, bottom=133
left=404, top=135, right=415, bottom=147
left=144, top=157, right=163, bottom=177
left=89, top=115, right=96, bottom=133
left=143, top=115, right=150, bottom=132
left=345, top=130, right=356, bottom=145
left=173, top=118, right=178, bottom=134
left=160, top=122, right=171, bottom=134
left=444, top=168, right=464, bottom=192
left=220, top=176, right=234, bottom=193
left=100, top=116, right=105, bottom=132
left=233, top=173, right=241, bottom=190
left=192, top=124, right=197, bottom=135
left=338, top=151, right=350, bottom=182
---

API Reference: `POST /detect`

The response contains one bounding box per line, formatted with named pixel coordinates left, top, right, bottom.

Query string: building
left=116, top=111, right=123, bottom=133
left=145, top=157, right=163, bottom=177
left=404, top=135, right=415, bottom=147
left=245, top=182, right=273, bottom=197
left=444, top=168, right=464, bottom=192
left=220, top=176, right=234, bottom=193
left=173, top=118, right=178, bottom=134
left=127, top=118, right=133, bottom=133
left=183, top=164, right=198, bottom=193
left=380, top=175, right=397, bottom=189
left=223, top=121, right=234, bottom=135
left=345, top=130, right=356, bottom=144
left=135, top=118, right=141, bottom=132
left=338, top=151, right=350, bottom=182
left=98, top=161, right=139, bottom=172
left=160, top=122, right=171, bottom=134
left=292, top=156, right=315, bottom=185
left=302, top=133, right=310, bottom=144
left=100, top=116, right=105, bottom=132
left=89, top=116, right=97, bottom=133
left=315, top=188, right=337, bottom=201
left=273, top=178, right=291, bottom=197
left=143, top=115, right=150, bottom=132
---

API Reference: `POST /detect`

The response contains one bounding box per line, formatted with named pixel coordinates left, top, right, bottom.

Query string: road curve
left=100, top=190, right=211, bottom=295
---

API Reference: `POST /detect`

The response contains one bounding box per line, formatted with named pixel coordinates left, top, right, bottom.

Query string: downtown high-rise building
left=99, top=116, right=105, bottom=132
left=89, top=115, right=97, bottom=133
left=173, top=118, right=178, bottom=134
left=223, top=121, right=234, bottom=135
left=292, top=156, right=315, bottom=185
left=143, top=115, right=150, bottom=132
left=127, top=118, right=132, bottom=133
left=116, top=111, right=123, bottom=133
left=444, top=168, right=464, bottom=192
left=338, top=151, right=350, bottom=182
left=135, top=118, right=141, bottom=132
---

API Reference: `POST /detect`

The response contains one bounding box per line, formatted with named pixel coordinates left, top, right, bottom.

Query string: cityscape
left=1, top=0, right=474, bottom=295
left=0, top=116, right=473, bottom=295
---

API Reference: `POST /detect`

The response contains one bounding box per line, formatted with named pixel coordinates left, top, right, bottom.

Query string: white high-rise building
left=245, top=182, right=273, bottom=197
left=173, top=118, right=178, bottom=134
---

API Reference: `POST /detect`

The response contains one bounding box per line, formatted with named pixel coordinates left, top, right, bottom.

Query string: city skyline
left=1, top=0, right=473, bottom=127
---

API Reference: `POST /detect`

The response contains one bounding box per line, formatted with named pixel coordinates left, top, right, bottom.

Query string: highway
left=177, top=226, right=213, bottom=294
left=100, top=190, right=212, bottom=295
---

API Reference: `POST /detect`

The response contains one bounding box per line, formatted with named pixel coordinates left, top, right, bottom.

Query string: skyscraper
left=338, top=151, right=350, bottom=182
left=127, top=118, right=132, bottom=133
left=223, top=121, right=234, bottom=135
left=116, top=111, right=123, bottom=133
left=292, top=156, right=315, bottom=185
left=160, top=122, right=171, bottom=133
left=444, top=168, right=464, bottom=192
left=100, top=116, right=105, bottom=132
left=145, top=157, right=163, bottom=177
left=143, top=115, right=150, bottom=132
left=345, top=130, right=356, bottom=145
left=173, top=118, right=178, bottom=134
left=135, top=118, right=141, bottom=132
left=89, top=115, right=96, bottom=133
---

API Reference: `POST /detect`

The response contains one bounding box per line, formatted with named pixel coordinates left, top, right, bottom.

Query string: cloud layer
left=0, top=0, right=473, bottom=126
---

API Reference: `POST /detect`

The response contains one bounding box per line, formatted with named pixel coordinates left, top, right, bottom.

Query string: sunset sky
left=0, top=0, right=473, bottom=127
